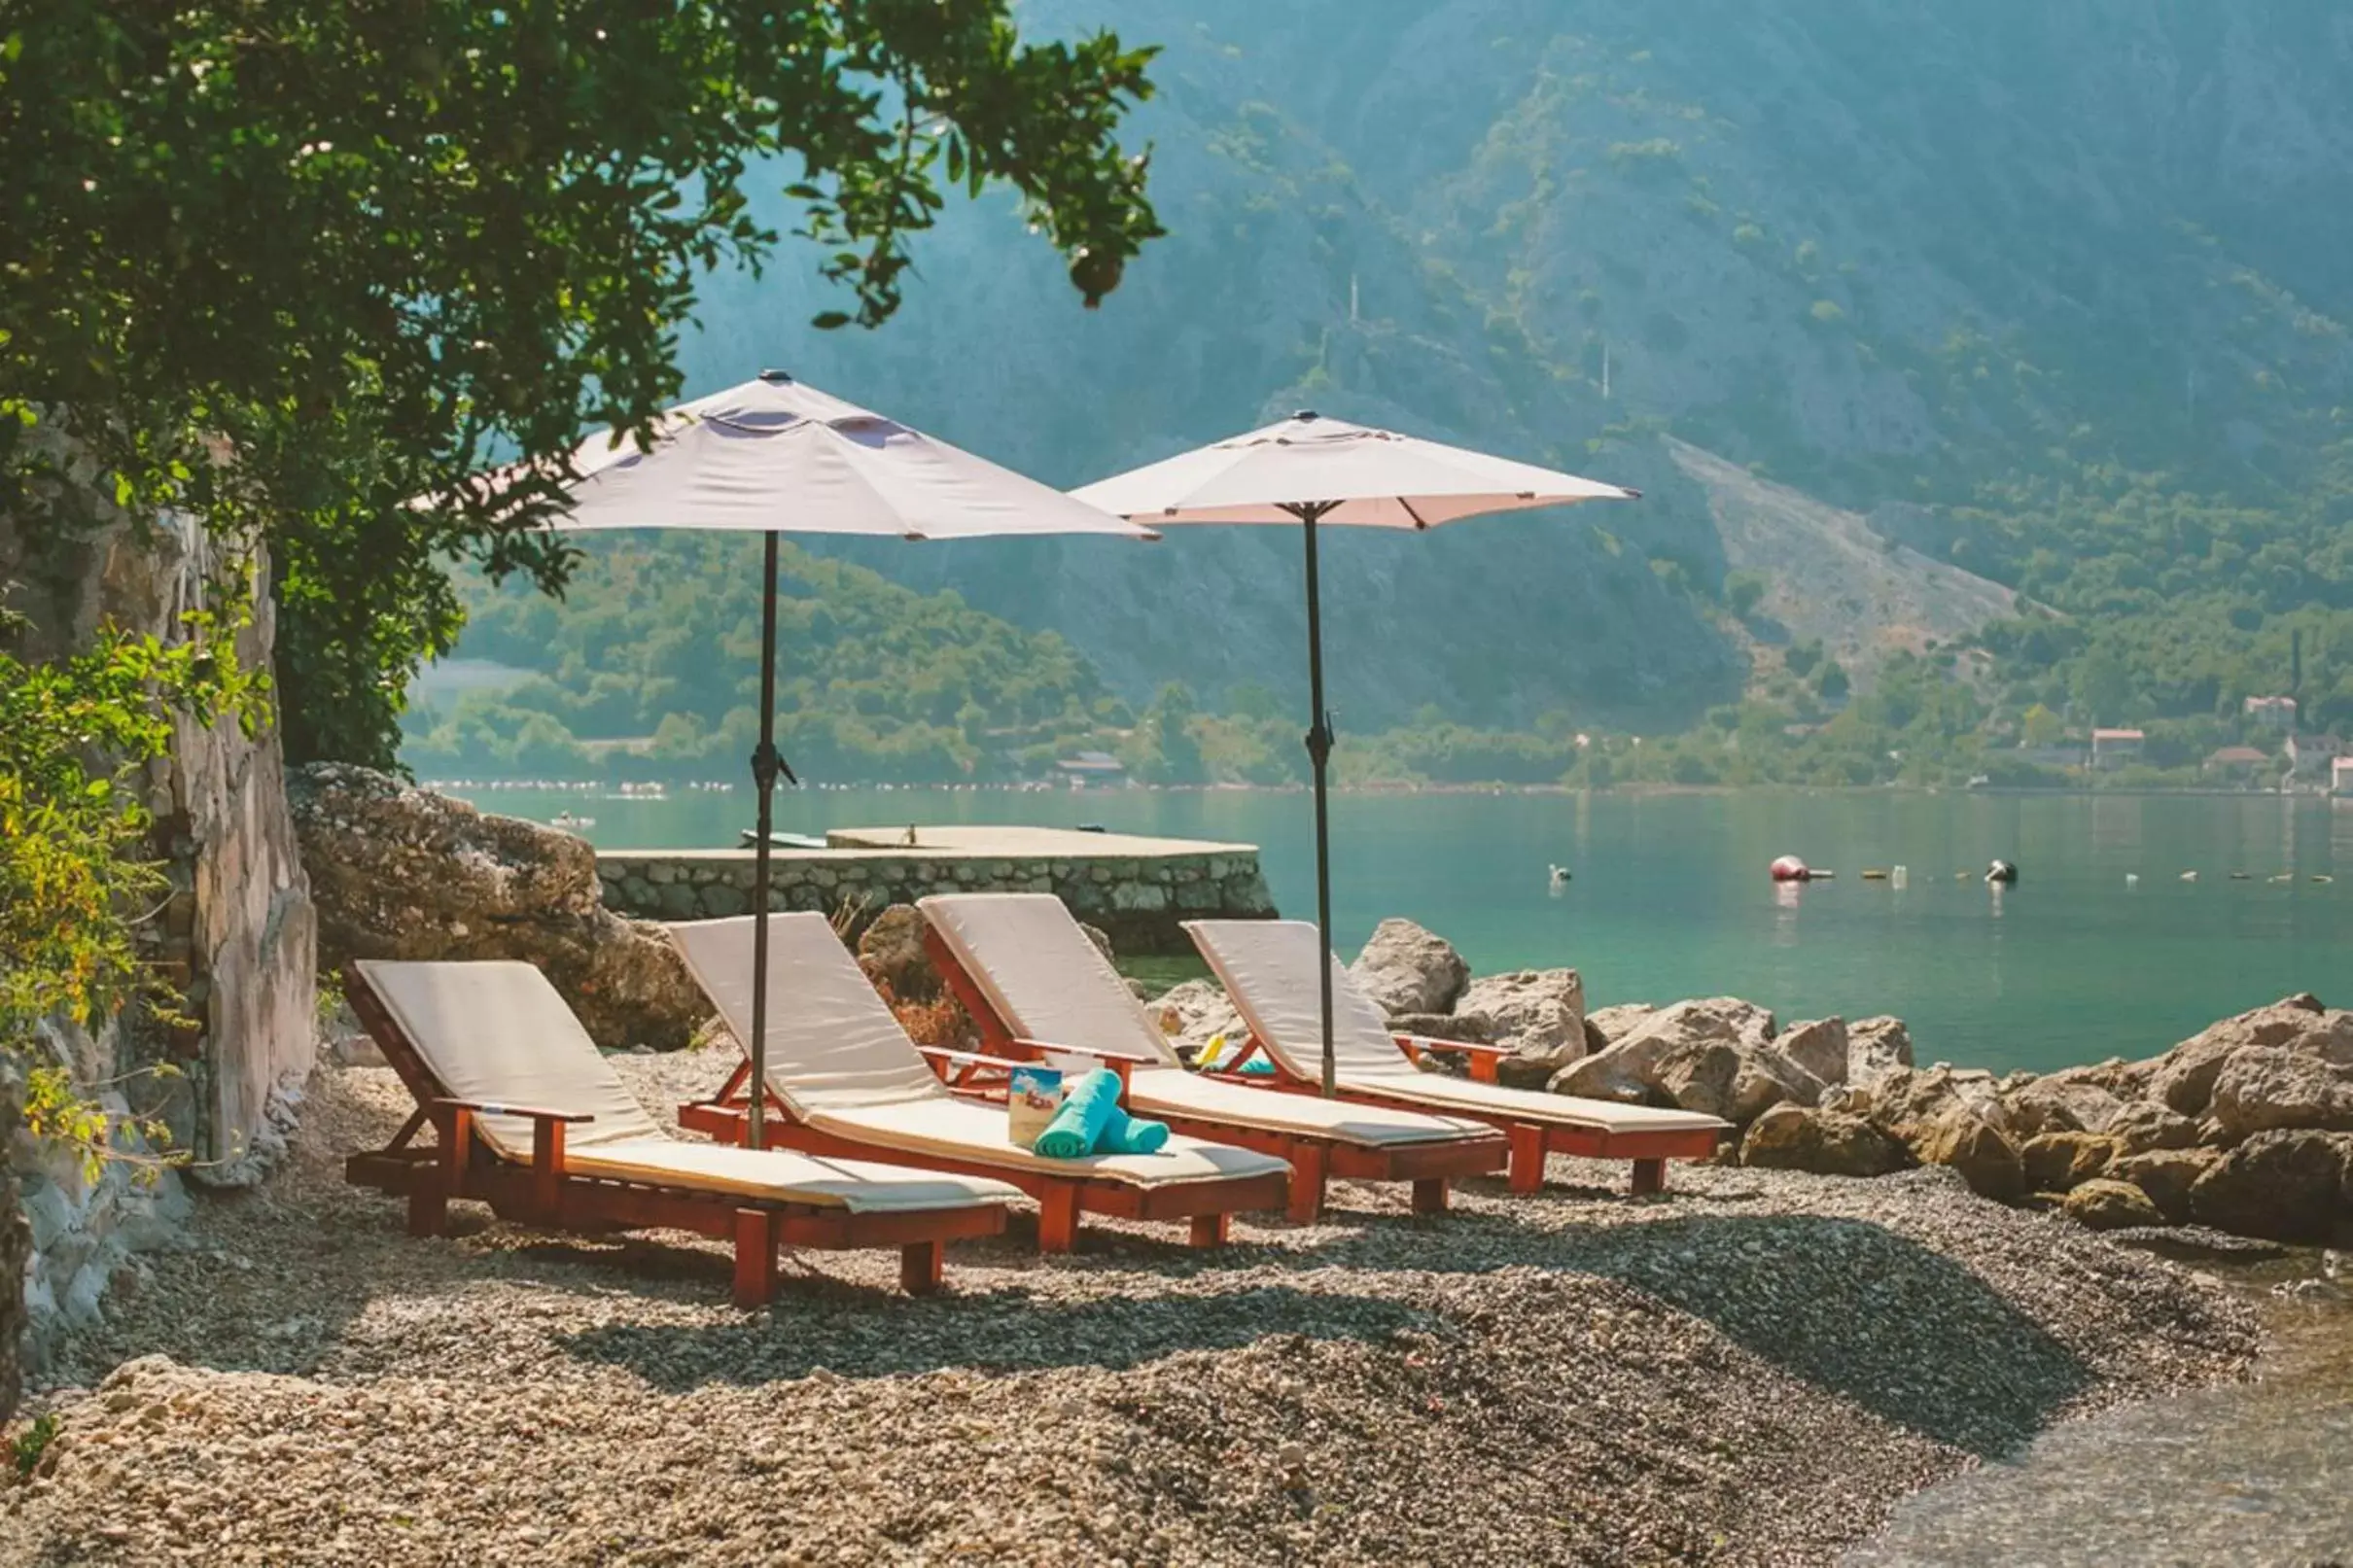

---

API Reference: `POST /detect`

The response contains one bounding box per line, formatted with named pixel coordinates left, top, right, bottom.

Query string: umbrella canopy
left=522, top=370, right=1153, bottom=1146
left=537, top=370, right=1154, bottom=540
left=1074, top=408, right=1633, bottom=1097
left=1071, top=409, right=1633, bottom=527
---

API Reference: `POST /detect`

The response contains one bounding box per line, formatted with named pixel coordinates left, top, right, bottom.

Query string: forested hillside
left=412, top=0, right=2353, bottom=784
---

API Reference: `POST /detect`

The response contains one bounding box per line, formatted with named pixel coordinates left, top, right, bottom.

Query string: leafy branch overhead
left=0, top=2, right=1162, bottom=765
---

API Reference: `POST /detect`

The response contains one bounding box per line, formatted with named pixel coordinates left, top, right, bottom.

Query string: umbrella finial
left=1293, top=408, right=1319, bottom=421
left=758, top=367, right=794, bottom=384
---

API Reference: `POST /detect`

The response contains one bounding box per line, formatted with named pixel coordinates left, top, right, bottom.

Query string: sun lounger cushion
left=808, top=1098, right=1282, bottom=1188
left=1185, top=920, right=1728, bottom=1136
left=357, top=958, right=668, bottom=1158
left=355, top=958, right=1020, bottom=1211
left=919, top=893, right=1179, bottom=1068
left=924, top=893, right=1491, bottom=1149
left=566, top=1138, right=1018, bottom=1212
left=668, top=915, right=945, bottom=1114
left=668, top=914, right=1291, bottom=1189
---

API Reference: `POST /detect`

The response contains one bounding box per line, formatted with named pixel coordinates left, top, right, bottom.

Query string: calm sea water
left=439, top=784, right=2352, bottom=1076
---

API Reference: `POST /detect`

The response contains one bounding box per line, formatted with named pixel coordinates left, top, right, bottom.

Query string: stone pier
left=596, top=825, right=1276, bottom=954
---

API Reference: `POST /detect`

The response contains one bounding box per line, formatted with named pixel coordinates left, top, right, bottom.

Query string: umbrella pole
left=1294, top=502, right=1339, bottom=1098
left=746, top=532, right=786, bottom=1148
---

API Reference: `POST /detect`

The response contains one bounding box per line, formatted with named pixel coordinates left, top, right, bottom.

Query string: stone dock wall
left=596, top=846, right=1277, bottom=954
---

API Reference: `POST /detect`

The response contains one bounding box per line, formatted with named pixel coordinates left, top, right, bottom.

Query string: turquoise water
left=440, top=784, right=2352, bottom=1076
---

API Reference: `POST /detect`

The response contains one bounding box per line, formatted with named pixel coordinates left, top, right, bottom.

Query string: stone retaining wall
left=596, top=847, right=1276, bottom=954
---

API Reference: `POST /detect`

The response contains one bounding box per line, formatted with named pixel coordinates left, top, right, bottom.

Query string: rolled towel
left=1034, top=1066, right=1125, bottom=1159
left=1096, top=1104, right=1170, bottom=1156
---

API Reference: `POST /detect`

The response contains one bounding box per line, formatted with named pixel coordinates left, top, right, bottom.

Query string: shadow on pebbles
left=0, top=1054, right=2256, bottom=1566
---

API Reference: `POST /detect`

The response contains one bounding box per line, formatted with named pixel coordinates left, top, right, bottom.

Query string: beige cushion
left=806, top=1098, right=1288, bottom=1189
left=1183, top=919, right=1423, bottom=1081
left=356, top=958, right=664, bottom=1159
left=925, top=893, right=1485, bottom=1149
left=919, top=893, right=1179, bottom=1067
left=1185, top=920, right=1727, bottom=1136
left=1326, top=1071, right=1731, bottom=1134
left=566, top=1137, right=1018, bottom=1211
left=668, top=914, right=946, bottom=1115
left=355, top=958, right=1021, bottom=1210
left=1123, top=1069, right=1490, bottom=1147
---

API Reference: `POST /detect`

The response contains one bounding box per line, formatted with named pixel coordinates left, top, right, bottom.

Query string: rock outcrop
left=1349, top=919, right=1470, bottom=1017
left=2062, top=1179, right=2164, bottom=1232
left=1457, top=969, right=1587, bottom=1089
left=1846, top=1016, right=1916, bottom=1082
left=1738, top=1104, right=1909, bottom=1177
left=2187, top=1130, right=2353, bottom=1242
left=289, top=764, right=704, bottom=1050
left=1775, top=1017, right=1849, bottom=1088
left=856, top=905, right=939, bottom=1002
left=2147, top=994, right=2346, bottom=1119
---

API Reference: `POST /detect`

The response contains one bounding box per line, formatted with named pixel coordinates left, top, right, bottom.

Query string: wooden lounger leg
left=1411, top=1177, right=1450, bottom=1215
left=899, top=1240, right=945, bottom=1296
left=1631, top=1158, right=1668, bottom=1197
left=733, top=1208, right=778, bottom=1308
left=1037, top=1184, right=1081, bottom=1254
left=1507, top=1124, right=1547, bottom=1195
left=405, top=1184, right=447, bottom=1237
left=1286, top=1144, right=1328, bottom=1225
left=1188, top=1212, right=1231, bottom=1248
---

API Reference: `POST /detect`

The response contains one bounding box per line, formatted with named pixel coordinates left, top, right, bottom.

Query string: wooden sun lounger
left=342, top=960, right=1014, bottom=1306
left=666, top=915, right=1293, bottom=1254
left=1183, top=920, right=1731, bottom=1196
left=916, top=892, right=1508, bottom=1224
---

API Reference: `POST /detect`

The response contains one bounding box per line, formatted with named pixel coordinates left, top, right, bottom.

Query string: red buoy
left=1771, top=854, right=1811, bottom=883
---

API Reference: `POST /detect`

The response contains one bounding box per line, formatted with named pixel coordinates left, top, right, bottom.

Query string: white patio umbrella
left=1073, top=409, right=1634, bottom=1096
left=512, top=370, right=1156, bottom=1145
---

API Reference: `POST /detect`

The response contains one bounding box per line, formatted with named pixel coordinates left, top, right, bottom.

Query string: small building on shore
left=1053, top=750, right=1130, bottom=789
left=2335, top=755, right=2353, bottom=796
left=2203, top=745, right=2272, bottom=779
left=2245, top=695, right=2299, bottom=731
left=2090, top=728, right=2145, bottom=771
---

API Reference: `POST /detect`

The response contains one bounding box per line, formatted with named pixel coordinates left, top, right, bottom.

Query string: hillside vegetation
left=411, top=1, right=2353, bottom=785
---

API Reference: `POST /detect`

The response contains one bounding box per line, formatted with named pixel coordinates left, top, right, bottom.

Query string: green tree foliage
left=1, top=2, right=1162, bottom=766
left=1123, top=681, right=1207, bottom=784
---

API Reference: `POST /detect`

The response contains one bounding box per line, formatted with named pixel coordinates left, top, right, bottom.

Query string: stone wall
left=2, top=503, right=317, bottom=1363
left=596, top=845, right=1277, bottom=954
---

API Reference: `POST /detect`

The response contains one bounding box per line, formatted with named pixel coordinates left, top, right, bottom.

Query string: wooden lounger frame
left=340, top=966, right=1003, bottom=1307
left=921, top=927, right=1506, bottom=1223
left=678, top=1058, right=1290, bottom=1255
left=1198, top=1030, right=1723, bottom=1197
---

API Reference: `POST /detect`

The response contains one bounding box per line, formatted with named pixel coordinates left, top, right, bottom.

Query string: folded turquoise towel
left=1097, top=1103, right=1170, bottom=1155
left=1241, top=1057, right=1277, bottom=1077
left=1034, top=1066, right=1125, bottom=1159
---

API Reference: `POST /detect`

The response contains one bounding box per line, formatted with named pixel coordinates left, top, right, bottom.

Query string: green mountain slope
left=417, top=1, right=2353, bottom=779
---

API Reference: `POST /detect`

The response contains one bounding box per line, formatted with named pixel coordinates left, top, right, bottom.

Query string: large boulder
left=2102, top=1100, right=2202, bottom=1158
left=1863, top=1064, right=2012, bottom=1147
left=1728, top=1047, right=1827, bottom=1124
left=1349, top=919, right=1470, bottom=1017
left=289, top=764, right=704, bottom=1050
left=2020, top=1132, right=2120, bottom=1194
left=2147, top=994, right=2350, bottom=1119
left=1847, top=1016, right=1915, bottom=1082
left=1584, top=1002, right=1658, bottom=1044
left=2187, top=1130, right=2353, bottom=1242
left=1458, top=969, right=1588, bottom=1088
left=855, top=904, right=939, bottom=1002
left=1910, top=1107, right=2026, bottom=1204
left=1554, top=997, right=1775, bottom=1099
left=2063, top=1179, right=2165, bottom=1233
left=2108, top=1147, right=2222, bottom=1224
left=1649, top=1040, right=1743, bottom=1121
left=2001, top=1072, right=2126, bottom=1140
left=1775, top=1018, right=1850, bottom=1088
left=1739, top=1104, right=1910, bottom=1177
left=2205, top=1047, right=2353, bottom=1141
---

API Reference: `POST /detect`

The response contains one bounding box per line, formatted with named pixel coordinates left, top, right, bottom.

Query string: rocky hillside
left=1667, top=440, right=2020, bottom=692
left=453, top=0, right=2353, bottom=736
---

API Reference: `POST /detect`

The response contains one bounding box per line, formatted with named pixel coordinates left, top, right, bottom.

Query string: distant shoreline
left=427, top=776, right=2346, bottom=802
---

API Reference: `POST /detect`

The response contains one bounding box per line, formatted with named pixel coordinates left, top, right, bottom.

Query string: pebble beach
left=0, top=1052, right=2258, bottom=1567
